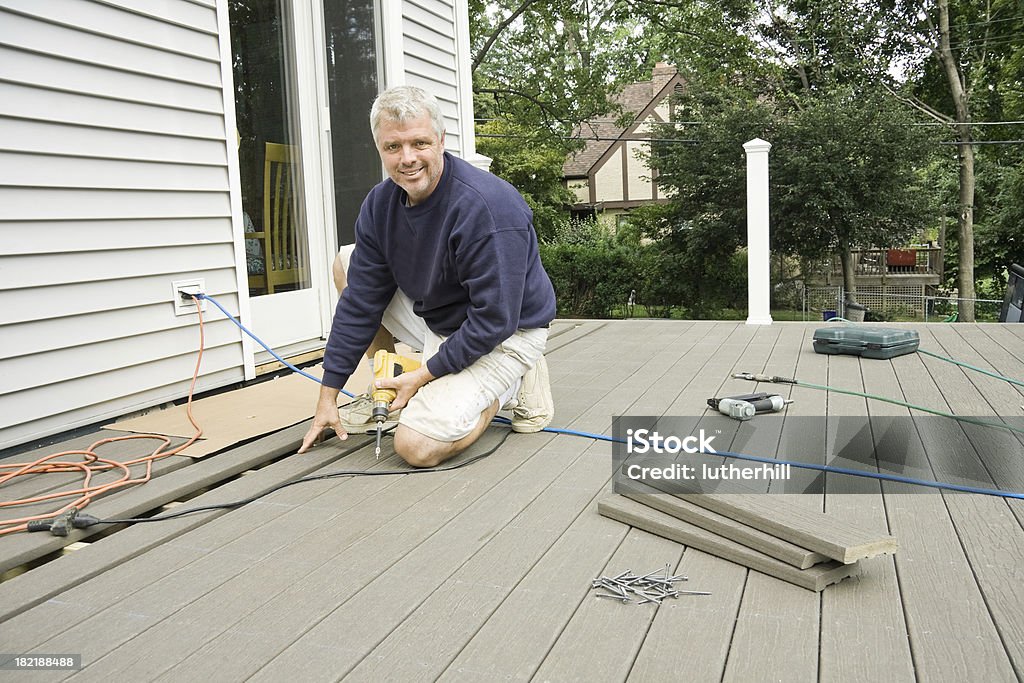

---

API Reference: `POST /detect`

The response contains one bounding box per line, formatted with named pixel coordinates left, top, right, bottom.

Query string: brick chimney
left=651, top=62, right=677, bottom=95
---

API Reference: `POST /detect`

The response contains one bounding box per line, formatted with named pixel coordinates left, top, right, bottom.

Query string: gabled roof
left=563, top=65, right=681, bottom=179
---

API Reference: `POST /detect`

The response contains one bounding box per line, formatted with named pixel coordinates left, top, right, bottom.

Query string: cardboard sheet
left=106, top=362, right=377, bottom=458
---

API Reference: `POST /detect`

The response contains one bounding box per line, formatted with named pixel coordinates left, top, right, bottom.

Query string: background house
left=562, top=63, right=683, bottom=229
left=0, top=0, right=483, bottom=452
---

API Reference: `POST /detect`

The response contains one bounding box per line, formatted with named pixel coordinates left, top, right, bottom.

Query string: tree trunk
left=839, top=237, right=857, bottom=305
left=956, top=128, right=976, bottom=321
left=937, top=0, right=976, bottom=321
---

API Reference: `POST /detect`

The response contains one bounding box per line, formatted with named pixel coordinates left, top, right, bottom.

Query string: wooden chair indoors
left=244, top=142, right=309, bottom=294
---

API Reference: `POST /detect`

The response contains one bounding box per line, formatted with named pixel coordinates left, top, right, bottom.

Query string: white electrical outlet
left=172, top=278, right=207, bottom=316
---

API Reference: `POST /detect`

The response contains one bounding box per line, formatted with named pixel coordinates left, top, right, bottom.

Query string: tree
left=771, top=87, right=935, bottom=300
left=647, top=79, right=935, bottom=307
left=469, top=1, right=650, bottom=140
left=885, top=0, right=1024, bottom=320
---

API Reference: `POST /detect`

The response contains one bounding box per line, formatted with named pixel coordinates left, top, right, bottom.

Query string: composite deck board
left=545, top=320, right=609, bottom=354
left=437, top=493, right=629, bottom=681
left=348, top=327, right=702, bottom=680
left=912, top=327, right=1024, bottom=676
left=343, top=445, right=611, bottom=681
left=0, top=425, right=363, bottom=581
left=0, top=430, right=190, bottom=504
left=648, top=322, right=766, bottom=489
left=150, top=323, right=626, bottom=679
left=922, top=326, right=1024, bottom=486
left=433, top=323, right=701, bottom=680
left=0, top=422, right=333, bottom=575
left=531, top=527, right=685, bottom=682
left=149, top=432, right=572, bottom=682
left=973, top=325, right=1024, bottom=397
left=703, top=323, right=793, bottom=496
left=57, top=449, right=471, bottom=681
left=865, top=336, right=1017, bottom=681
left=721, top=571, right=819, bottom=682
left=585, top=322, right=781, bottom=679
left=818, top=343, right=914, bottom=683
left=916, top=326, right=1024, bottom=491
left=0, top=424, right=369, bottom=622
left=719, top=326, right=821, bottom=683
left=773, top=324, right=829, bottom=497
left=626, top=323, right=808, bottom=681
left=625, top=549, right=747, bottom=682
left=625, top=493, right=829, bottom=568
left=599, top=496, right=857, bottom=591
left=251, top=323, right=688, bottom=680
left=0, top=433, right=191, bottom=565
left=2, top=321, right=1024, bottom=682
left=671, top=492, right=897, bottom=564
left=3, top=440, right=403, bottom=666
left=244, top=440, right=596, bottom=680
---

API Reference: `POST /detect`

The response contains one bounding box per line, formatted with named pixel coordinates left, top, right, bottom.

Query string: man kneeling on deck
left=298, top=85, right=556, bottom=467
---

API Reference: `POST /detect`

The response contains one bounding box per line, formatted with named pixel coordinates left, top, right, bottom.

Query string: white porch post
left=743, top=138, right=772, bottom=325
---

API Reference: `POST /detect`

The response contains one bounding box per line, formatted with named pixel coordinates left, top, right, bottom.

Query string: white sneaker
left=511, top=355, right=554, bottom=433
left=338, top=394, right=399, bottom=434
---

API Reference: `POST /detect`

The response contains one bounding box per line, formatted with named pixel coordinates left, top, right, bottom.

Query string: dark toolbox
left=812, top=326, right=920, bottom=359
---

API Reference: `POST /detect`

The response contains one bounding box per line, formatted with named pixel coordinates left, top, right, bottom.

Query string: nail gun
left=371, top=349, right=421, bottom=458
left=707, top=392, right=792, bottom=421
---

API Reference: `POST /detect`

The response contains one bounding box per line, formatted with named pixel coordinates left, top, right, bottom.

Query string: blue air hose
left=196, top=293, right=354, bottom=397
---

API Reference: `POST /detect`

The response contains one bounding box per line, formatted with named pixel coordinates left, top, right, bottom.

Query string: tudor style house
left=562, top=63, right=684, bottom=228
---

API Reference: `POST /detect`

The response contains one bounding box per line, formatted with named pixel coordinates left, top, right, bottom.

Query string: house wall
left=625, top=140, right=652, bottom=200
left=0, top=0, right=246, bottom=451
left=403, top=0, right=459, bottom=154
left=594, top=151, right=625, bottom=203
left=570, top=73, right=683, bottom=211
left=393, top=0, right=470, bottom=157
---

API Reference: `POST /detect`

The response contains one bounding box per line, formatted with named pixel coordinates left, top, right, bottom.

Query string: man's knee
left=332, top=252, right=347, bottom=295
left=393, top=426, right=452, bottom=468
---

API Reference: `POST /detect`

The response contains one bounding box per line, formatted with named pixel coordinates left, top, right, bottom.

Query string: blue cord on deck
left=198, top=293, right=1023, bottom=499
left=536, top=424, right=1024, bottom=500
left=196, top=293, right=354, bottom=397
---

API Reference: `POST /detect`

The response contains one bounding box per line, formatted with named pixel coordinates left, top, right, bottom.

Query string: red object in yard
left=886, top=249, right=916, bottom=267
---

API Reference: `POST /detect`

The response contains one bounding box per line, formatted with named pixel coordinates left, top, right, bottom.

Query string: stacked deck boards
left=599, top=491, right=898, bottom=591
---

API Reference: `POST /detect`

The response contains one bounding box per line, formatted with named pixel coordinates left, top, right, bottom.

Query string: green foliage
left=542, top=215, right=613, bottom=246
left=470, top=1, right=651, bottom=139
left=646, top=79, right=937, bottom=306
left=771, top=86, right=936, bottom=257
left=470, top=0, right=1024, bottom=318
left=539, top=217, right=635, bottom=317
left=979, top=161, right=1024, bottom=281
left=539, top=241, right=638, bottom=318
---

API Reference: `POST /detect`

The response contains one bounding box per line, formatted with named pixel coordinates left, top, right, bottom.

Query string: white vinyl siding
left=0, top=0, right=243, bottom=450
left=403, top=0, right=461, bottom=154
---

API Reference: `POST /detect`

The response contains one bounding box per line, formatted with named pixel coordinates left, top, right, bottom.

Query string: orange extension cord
left=0, top=297, right=207, bottom=537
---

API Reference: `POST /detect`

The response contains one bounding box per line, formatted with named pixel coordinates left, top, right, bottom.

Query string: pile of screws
left=591, top=565, right=711, bottom=604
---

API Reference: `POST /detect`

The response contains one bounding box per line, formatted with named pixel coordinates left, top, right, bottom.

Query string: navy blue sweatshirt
left=321, top=152, right=557, bottom=390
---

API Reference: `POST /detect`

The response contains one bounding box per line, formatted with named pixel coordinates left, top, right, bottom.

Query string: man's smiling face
left=377, top=113, right=445, bottom=206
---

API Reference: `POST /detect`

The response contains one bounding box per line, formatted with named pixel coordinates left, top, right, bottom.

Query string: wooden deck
left=2, top=320, right=1024, bottom=682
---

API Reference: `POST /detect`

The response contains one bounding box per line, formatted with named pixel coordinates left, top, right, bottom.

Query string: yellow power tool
left=371, top=349, right=421, bottom=458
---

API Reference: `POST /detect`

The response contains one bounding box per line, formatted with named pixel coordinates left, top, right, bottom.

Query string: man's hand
left=375, top=365, right=435, bottom=411
left=298, top=385, right=348, bottom=454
